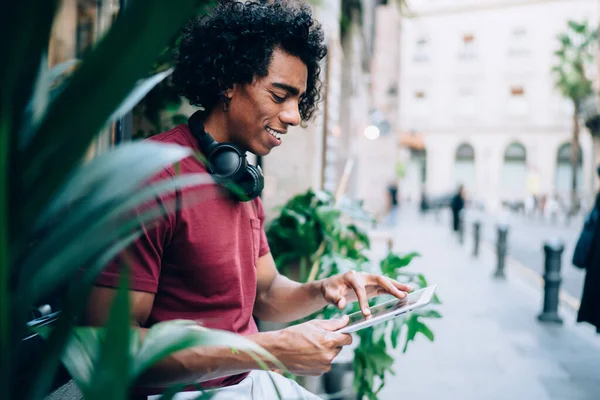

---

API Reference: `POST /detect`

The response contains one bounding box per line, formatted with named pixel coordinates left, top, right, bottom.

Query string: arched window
left=555, top=142, right=583, bottom=193
left=501, top=142, right=527, bottom=200
left=557, top=143, right=581, bottom=165
left=454, top=143, right=476, bottom=192
left=504, top=142, right=526, bottom=162
left=455, top=143, right=475, bottom=161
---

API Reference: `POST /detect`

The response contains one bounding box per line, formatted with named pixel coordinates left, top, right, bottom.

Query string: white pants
left=148, top=371, right=323, bottom=400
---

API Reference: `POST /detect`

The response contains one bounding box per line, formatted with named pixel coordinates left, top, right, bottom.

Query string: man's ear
left=224, top=84, right=236, bottom=101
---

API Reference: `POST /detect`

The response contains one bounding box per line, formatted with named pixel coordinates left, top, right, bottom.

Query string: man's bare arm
left=254, top=252, right=412, bottom=323
left=84, top=286, right=277, bottom=387
left=253, top=252, right=329, bottom=323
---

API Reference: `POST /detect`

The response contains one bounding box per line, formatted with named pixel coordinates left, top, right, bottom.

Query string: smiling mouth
left=266, top=126, right=284, bottom=141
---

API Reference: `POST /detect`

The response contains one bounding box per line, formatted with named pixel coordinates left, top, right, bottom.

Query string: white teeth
left=266, top=127, right=281, bottom=140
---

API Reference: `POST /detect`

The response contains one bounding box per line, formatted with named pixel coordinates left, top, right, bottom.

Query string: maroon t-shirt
left=95, top=124, right=270, bottom=393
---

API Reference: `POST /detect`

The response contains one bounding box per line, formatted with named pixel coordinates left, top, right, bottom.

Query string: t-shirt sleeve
left=94, top=169, right=177, bottom=293
left=255, top=197, right=271, bottom=257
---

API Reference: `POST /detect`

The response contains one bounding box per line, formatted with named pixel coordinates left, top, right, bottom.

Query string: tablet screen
left=345, top=288, right=426, bottom=326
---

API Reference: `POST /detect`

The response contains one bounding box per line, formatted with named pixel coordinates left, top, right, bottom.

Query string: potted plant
left=266, top=189, right=442, bottom=400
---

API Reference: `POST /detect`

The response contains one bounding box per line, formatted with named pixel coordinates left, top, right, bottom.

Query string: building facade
left=399, top=0, right=600, bottom=212
left=262, top=0, right=377, bottom=214
left=352, top=0, right=404, bottom=216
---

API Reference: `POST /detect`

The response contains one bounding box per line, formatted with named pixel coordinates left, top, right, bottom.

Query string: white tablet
left=336, top=285, right=437, bottom=334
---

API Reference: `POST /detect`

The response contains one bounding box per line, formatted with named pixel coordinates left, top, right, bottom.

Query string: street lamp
left=364, top=125, right=380, bottom=140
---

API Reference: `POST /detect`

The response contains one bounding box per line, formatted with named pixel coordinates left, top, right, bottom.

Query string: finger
left=390, top=279, right=413, bottom=293
left=323, top=286, right=346, bottom=309
left=315, top=315, right=349, bottom=331
left=373, top=276, right=408, bottom=299
left=346, top=272, right=370, bottom=316
left=366, top=274, right=412, bottom=297
left=340, top=333, right=353, bottom=346
left=328, top=332, right=353, bottom=348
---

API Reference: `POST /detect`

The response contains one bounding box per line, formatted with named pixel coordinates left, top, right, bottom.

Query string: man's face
left=225, top=48, right=308, bottom=156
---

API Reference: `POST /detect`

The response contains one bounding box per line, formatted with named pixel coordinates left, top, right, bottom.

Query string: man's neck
left=202, top=110, right=230, bottom=144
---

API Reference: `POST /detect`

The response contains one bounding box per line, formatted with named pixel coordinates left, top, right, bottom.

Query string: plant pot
left=296, top=375, right=323, bottom=395
left=322, top=361, right=354, bottom=400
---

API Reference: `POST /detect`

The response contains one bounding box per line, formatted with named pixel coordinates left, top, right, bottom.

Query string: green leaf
left=0, top=89, right=10, bottom=398
left=158, top=384, right=191, bottom=400
left=21, top=172, right=212, bottom=307
left=19, top=0, right=197, bottom=235
left=380, top=251, right=421, bottom=277
left=192, top=392, right=215, bottom=400
left=402, top=315, right=419, bottom=353
left=61, top=327, right=103, bottom=396
left=88, top=264, right=131, bottom=400
left=416, top=321, right=435, bottom=342
left=0, top=0, right=59, bottom=149
left=416, top=309, right=442, bottom=319
left=554, top=50, right=566, bottom=58
left=23, top=231, right=143, bottom=400
left=108, top=68, right=174, bottom=122
left=557, top=33, right=571, bottom=47
left=348, top=224, right=370, bottom=247
left=132, top=320, right=285, bottom=379
left=158, top=383, right=195, bottom=400
left=20, top=56, right=79, bottom=150
left=39, top=141, right=192, bottom=227
left=568, top=20, right=586, bottom=34
left=390, top=315, right=407, bottom=349
left=368, top=348, right=394, bottom=372
left=315, top=205, right=341, bottom=227
left=402, top=315, right=436, bottom=353
left=413, top=273, right=429, bottom=288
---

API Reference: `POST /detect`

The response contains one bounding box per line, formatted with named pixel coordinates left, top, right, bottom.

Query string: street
left=378, top=209, right=600, bottom=400
left=459, top=208, right=588, bottom=309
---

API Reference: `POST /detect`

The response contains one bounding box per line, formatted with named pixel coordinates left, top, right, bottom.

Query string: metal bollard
left=537, top=240, right=565, bottom=324
left=473, top=221, right=481, bottom=257
left=494, top=224, right=509, bottom=279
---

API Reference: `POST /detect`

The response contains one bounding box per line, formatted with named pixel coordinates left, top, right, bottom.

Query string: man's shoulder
left=146, top=124, right=208, bottom=176
left=147, top=124, right=193, bottom=147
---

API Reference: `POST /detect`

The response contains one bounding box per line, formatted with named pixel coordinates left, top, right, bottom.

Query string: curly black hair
left=173, top=0, right=327, bottom=122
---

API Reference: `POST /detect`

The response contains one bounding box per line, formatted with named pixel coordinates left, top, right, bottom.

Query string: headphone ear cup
left=234, top=164, right=264, bottom=202
left=209, top=145, right=247, bottom=182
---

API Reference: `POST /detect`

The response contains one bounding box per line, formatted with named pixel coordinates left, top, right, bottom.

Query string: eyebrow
left=272, top=82, right=304, bottom=97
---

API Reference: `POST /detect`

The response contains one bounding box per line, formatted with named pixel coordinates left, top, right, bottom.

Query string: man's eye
left=272, top=94, right=286, bottom=103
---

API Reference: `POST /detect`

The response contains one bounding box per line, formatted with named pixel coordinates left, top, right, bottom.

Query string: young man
left=85, top=1, right=411, bottom=398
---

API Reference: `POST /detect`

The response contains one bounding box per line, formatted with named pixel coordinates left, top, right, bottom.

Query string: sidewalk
left=375, top=209, right=600, bottom=400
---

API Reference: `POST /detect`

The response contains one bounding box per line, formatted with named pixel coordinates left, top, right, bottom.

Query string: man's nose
left=280, top=104, right=301, bottom=127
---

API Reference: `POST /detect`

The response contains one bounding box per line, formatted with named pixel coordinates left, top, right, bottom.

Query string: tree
left=552, top=20, right=597, bottom=214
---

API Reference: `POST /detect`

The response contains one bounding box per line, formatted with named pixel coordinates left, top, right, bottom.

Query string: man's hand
left=320, top=271, right=412, bottom=316
left=269, top=316, right=352, bottom=376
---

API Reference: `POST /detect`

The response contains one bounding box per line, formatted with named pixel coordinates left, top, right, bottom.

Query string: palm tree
left=552, top=20, right=597, bottom=214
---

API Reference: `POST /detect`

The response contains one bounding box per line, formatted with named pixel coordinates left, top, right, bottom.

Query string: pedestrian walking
left=420, top=188, right=430, bottom=215
left=451, top=184, right=466, bottom=232
left=574, top=165, right=600, bottom=333
left=385, top=181, right=400, bottom=226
